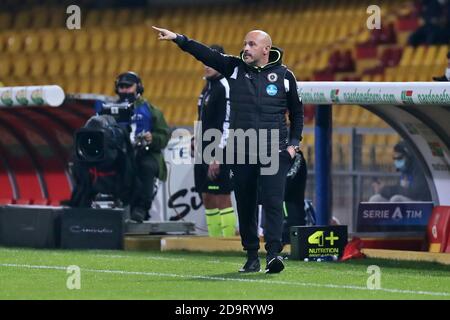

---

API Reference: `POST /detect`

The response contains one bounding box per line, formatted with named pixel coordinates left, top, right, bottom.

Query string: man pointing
left=152, top=26, right=304, bottom=274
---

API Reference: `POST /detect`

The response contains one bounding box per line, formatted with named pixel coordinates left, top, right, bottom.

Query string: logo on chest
left=266, top=84, right=278, bottom=96
left=267, top=73, right=278, bottom=82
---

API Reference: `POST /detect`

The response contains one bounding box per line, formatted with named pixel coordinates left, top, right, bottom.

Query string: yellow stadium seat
left=387, top=134, right=400, bottom=146
left=40, top=30, right=56, bottom=53
left=116, top=9, right=132, bottom=25
left=0, top=12, right=13, bottom=30
left=89, top=53, right=106, bottom=76
left=89, top=28, right=104, bottom=51
left=100, top=9, right=116, bottom=28
left=78, top=77, right=92, bottom=94
left=118, top=54, right=133, bottom=74
left=105, top=54, right=120, bottom=76
left=12, top=55, right=29, bottom=78
left=48, top=7, right=65, bottom=28
left=63, top=78, right=79, bottom=94
left=62, top=54, right=78, bottom=77
left=423, top=46, right=437, bottom=67
left=84, top=10, right=101, bottom=27
left=118, top=29, right=133, bottom=51
left=0, top=55, right=11, bottom=78
left=77, top=54, right=92, bottom=77
left=90, top=77, right=106, bottom=95
left=32, top=8, right=50, bottom=29
left=5, top=32, right=24, bottom=54
left=13, top=10, right=32, bottom=29
left=57, top=31, right=74, bottom=53
left=104, top=30, right=119, bottom=51
left=29, top=54, right=46, bottom=78
left=399, top=46, right=414, bottom=67
left=436, top=45, right=449, bottom=66
left=348, top=107, right=362, bottom=127
left=130, top=54, right=145, bottom=74
left=74, top=31, right=89, bottom=53
left=132, top=26, right=147, bottom=50
left=24, top=33, right=40, bottom=53
left=46, top=54, right=62, bottom=77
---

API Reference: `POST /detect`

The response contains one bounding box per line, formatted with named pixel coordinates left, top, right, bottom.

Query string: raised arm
left=152, top=26, right=240, bottom=77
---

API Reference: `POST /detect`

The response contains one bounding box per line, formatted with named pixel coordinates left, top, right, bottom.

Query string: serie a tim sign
left=289, top=226, right=348, bottom=260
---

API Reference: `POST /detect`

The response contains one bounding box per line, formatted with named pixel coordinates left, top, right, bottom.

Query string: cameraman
left=97, top=71, right=170, bottom=222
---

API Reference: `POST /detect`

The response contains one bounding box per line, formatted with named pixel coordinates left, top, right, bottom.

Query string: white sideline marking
left=0, top=263, right=449, bottom=297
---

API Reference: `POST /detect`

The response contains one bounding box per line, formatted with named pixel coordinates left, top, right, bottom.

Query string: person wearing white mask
left=432, top=51, right=450, bottom=81
left=369, top=142, right=432, bottom=202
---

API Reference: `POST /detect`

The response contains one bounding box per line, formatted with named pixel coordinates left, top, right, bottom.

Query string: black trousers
left=282, top=152, right=308, bottom=244
left=135, top=152, right=159, bottom=212
left=230, top=150, right=293, bottom=256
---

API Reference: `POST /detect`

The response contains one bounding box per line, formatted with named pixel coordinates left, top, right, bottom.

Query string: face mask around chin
left=118, top=93, right=137, bottom=103
left=394, top=158, right=406, bottom=170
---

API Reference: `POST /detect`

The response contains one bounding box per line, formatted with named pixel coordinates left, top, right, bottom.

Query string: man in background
left=193, top=45, right=237, bottom=237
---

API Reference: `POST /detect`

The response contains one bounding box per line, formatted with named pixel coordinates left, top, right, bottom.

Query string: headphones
left=114, top=71, right=144, bottom=95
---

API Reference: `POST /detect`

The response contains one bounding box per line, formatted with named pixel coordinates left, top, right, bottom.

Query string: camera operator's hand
left=143, top=132, right=152, bottom=144
left=152, top=26, right=177, bottom=41
left=207, top=160, right=220, bottom=181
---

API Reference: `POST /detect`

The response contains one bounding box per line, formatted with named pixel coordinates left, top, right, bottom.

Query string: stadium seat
left=0, top=12, right=13, bottom=30
left=0, top=54, right=11, bottom=78
left=89, top=28, right=105, bottom=51
left=46, top=53, right=62, bottom=77
left=56, top=31, right=74, bottom=53
left=12, top=55, right=29, bottom=78
left=29, top=54, right=46, bottom=78
left=0, top=198, right=15, bottom=205
left=33, top=198, right=50, bottom=206
left=74, top=31, right=89, bottom=53
left=62, top=54, right=78, bottom=77
left=40, top=30, right=57, bottom=53
left=23, top=33, right=40, bottom=54
left=5, top=32, right=24, bottom=54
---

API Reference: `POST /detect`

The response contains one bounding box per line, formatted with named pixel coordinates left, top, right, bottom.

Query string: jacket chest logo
left=267, top=73, right=278, bottom=82
left=266, top=84, right=278, bottom=96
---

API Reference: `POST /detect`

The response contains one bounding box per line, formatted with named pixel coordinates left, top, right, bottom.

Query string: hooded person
left=369, top=141, right=432, bottom=202
left=152, top=26, right=304, bottom=274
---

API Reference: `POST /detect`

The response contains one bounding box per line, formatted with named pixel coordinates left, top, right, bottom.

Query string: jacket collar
left=240, top=46, right=283, bottom=71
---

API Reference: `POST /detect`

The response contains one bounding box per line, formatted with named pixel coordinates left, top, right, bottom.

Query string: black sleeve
left=406, top=169, right=431, bottom=201
left=173, top=35, right=240, bottom=77
left=285, top=69, right=304, bottom=146
left=209, top=85, right=227, bottom=132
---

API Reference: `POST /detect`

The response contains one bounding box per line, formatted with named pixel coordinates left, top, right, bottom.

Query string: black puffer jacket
left=174, top=35, right=303, bottom=154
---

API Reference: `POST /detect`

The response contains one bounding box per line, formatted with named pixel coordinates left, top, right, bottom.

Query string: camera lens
left=76, top=131, right=104, bottom=161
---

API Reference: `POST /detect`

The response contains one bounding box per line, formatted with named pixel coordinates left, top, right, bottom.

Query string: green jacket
left=136, top=98, right=170, bottom=181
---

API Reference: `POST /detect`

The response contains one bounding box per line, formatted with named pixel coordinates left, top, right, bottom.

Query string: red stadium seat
left=16, top=199, right=33, bottom=205
left=33, top=198, right=50, bottom=206
left=0, top=198, right=15, bottom=205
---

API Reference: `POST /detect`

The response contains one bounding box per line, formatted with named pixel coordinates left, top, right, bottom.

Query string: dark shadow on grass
left=341, top=257, right=450, bottom=274
left=189, top=271, right=271, bottom=282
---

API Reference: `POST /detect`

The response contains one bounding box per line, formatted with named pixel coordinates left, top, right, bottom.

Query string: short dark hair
left=210, top=44, right=225, bottom=54
left=394, top=141, right=410, bottom=157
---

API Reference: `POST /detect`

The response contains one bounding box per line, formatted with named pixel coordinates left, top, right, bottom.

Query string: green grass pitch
left=0, top=247, right=449, bottom=300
